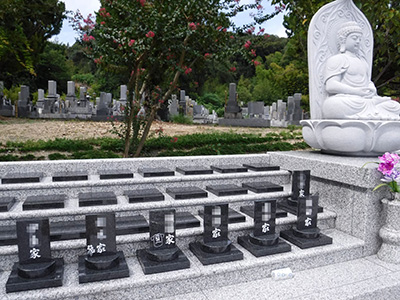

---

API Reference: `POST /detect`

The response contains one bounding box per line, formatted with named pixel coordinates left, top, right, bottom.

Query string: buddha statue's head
left=337, top=21, right=363, bottom=53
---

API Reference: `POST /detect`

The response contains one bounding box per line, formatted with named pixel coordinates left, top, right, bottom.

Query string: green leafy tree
left=73, top=0, right=272, bottom=157
left=0, top=0, right=66, bottom=88
left=270, top=0, right=400, bottom=96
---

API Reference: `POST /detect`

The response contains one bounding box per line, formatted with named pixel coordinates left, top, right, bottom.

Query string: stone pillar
left=224, top=83, right=242, bottom=119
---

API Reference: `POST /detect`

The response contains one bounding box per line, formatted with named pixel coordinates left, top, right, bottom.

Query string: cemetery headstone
left=210, top=164, right=248, bottom=173
left=168, top=94, right=179, bottom=119
left=23, top=194, right=66, bottom=210
left=138, top=167, right=175, bottom=177
left=175, top=166, right=213, bottom=175
left=99, top=169, right=133, bottom=180
left=179, top=90, right=186, bottom=114
left=238, top=200, right=291, bottom=257
left=79, top=213, right=129, bottom=283
left=206, top=184, right=248, bottom=197
left=0, top=196, right=16, bottom=212
left=137, top=209, right=190, bottom=274
left=17, top=85, right=30, bottom=117
left=242, top=163, right=280, bottom=172
left=175, top=211, right=201, bottom=229
left=0, top=81, right=14, bottom=117
left=224, top=83, right=242, bottom=119
left=189, top=204, right=243, bottom=265
left=6, top=218, right=64, bottom=293
left=280, top=194, right=333, bottom=249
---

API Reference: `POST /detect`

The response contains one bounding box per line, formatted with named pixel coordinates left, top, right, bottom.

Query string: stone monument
left=224, top=83, right=242, bottom=119
left=302, top=0, right=400, bottom=156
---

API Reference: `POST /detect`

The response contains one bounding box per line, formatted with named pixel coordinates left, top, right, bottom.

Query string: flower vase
left=377, top=195, right=400, bottom=263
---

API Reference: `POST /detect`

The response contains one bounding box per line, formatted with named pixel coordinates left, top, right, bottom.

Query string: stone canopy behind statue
left=301, top=0, right=400, bottom=156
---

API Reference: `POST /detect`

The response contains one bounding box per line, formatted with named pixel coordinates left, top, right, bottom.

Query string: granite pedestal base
left=136, top=247, right=190, bottom=274
left=237, top=235, right=291, bottom=257
left=280, top=229, right=332, bottom=249
left=189, top=241, right=243, bottom=265
left=78, top=251, right=129, bottom=283
left=6, top=258, right=64, bottom=293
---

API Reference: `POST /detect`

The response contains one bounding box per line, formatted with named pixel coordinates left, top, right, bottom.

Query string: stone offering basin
left=301, top=119, right=400, bottom=156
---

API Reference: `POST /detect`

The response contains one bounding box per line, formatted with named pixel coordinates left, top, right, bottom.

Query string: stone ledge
left=0, top=229, right=362, bottom=300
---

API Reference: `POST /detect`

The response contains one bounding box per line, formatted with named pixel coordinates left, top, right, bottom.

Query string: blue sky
left=52, top=0, right=286, bottom=45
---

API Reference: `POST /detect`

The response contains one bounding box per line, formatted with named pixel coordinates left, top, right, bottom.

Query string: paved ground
left=160, top=255, right=400, bottom=300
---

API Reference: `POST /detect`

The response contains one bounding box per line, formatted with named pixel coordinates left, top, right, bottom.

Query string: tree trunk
left=134, top=107, right=156, bottom=157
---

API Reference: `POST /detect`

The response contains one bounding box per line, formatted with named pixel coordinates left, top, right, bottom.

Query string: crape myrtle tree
left=73, top=0, right=281, bottom=157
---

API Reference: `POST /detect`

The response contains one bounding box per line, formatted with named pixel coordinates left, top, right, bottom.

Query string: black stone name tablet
left=52, top=171, right=88, bottom=182
left=242, top=163, right=280, bottom=171
left=175, top=166, right=213, bottom=175
left=206, top=184, right=248, bottom=197
left=124, top=188, right=164, bottom=203
left=23, top=194, right=66, bottom=210
left=138, top=167, right=175, bottom=177
left=79, top=192, right=117, bottom=207
left=166, top=186, right=208, bottom=200
left=210, top=165, right=248, bottom=173
left=2, top=172, right=43, bottom=184
left=99, top=169, right=134, bottom=180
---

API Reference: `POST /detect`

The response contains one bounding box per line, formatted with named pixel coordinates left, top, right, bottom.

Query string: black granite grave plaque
left=116, top=215, right=149, bottom=235
left=79, top=213, right=129, bottom=283
left=166, top=186, right=208, bottom=200
left=0, top=197, right=16, bottom=212
left=189, top=204, right=243, bottom=265
left=238, top=200, right=291, bottom=257
left=280, top=194, right=332, bottom=249
left=198, top=208, right=246, bottom=224
left=23, top=194, right=66, bottom=210
left=242, top=181, right=284, bottom=193
left=79, top=192, right=117, bottom=207
left=124, top=188, right=164, bottom=203
left=206, top=184, right=248, bottom=196
left=138, top=167, right=175, bottom=177
left=137, top=209, right=190, bottom=274
left=242, top=163, right=280, bottom=171
left=175, top=211, right=200, bottom=229
left=2, top=172, right=43, bottom=184
left=99, top=169, right=134, bottom=180
left=6, top=218, right=64, bottom=293
left=0, top=225, right=17, bottom=246
left=52, top=171, right=88, bottom=182
left=175, top=166, right=214, bottom=175
left=211, top=165, right=248, bottom=173
left=240, top=205, right=287, bottom=219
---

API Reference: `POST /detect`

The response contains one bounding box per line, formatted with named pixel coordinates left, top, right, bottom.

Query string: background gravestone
left=224, top=83, right=242, bottom=119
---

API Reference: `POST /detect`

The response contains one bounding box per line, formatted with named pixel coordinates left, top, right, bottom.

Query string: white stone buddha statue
left=322, top=21, right=400, bottom=120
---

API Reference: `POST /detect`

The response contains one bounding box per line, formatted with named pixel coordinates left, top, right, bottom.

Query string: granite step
left=0, top=229, right=364, bottom=300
